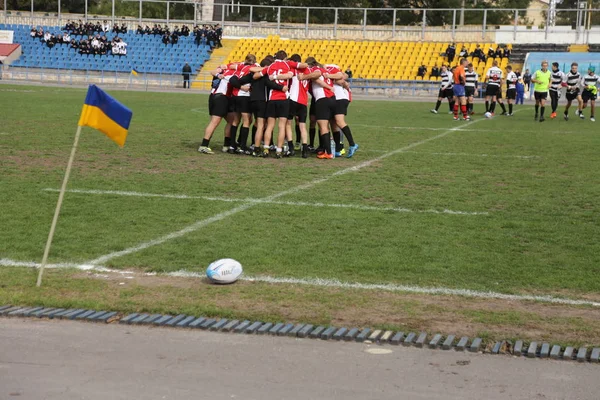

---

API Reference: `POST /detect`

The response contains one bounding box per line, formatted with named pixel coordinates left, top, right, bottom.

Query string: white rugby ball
left=484, top=112, right=492, bottom=119
left=206, top=258, right=243, bottom=284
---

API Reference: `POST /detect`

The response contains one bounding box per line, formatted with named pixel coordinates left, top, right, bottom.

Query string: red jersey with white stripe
left=214, top=68, right=235, bottom=96
left=233, top=63, right=253, bottom=97
left=325, top=64, right=350, bottom=101
left=309, top=66, right=335, bottom=101
left=261, top=59, right=299, bottom=101
left=289, top=67, right=309, bottom=106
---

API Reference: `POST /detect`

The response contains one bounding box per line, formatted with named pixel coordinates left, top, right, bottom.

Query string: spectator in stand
left=487, top=45, right=496, bottom=59
left=70, top=38, right=79, bottom=49
left=345, top=67, right=352, bottom=80
left=173, top=26, right=181, bottom=36
left=516, top=78, right=525, bottom=104
left=459, top=46, right=468, bottom=58
left=36, top=28, right=44, bottom=40
left=446, top=42, right=456, bottom=63
left=495, top=46, right=503, bottom=59
left=46, top=34, right=56, bottom=48
left=112, top=24, right=120, bottom=34
left=430, top=64, right=440, bottom=78
left=523, top=69, right=532, bottom=91
left=503, top=46, right=511, bottom=59
left=120, top=23, right=128, bottom=34
left=181, top=25, right=190, bottom=37
left=215, top=24, right=223, bottom=48
left=182, top=62, right=192, bottom=89
left=515, top=68, right=521, bottom=78
left=162, top=32, right=170, bottom=45
left=62, top=32, right=70, bottom=44
left=417, top=64, right=427, bottom=78
left=471, top=45, right=486, bottom=63
left=43, top=31, right=51, bottom=42
left=102, top=20, right=110, bottom=33
left=30, top=27, right=37, bottom=38
left=171, top=31, right=179, bottom=45
left=144, top=25, right=151, bottom=34
left=136, top=25, right=144, bottom=34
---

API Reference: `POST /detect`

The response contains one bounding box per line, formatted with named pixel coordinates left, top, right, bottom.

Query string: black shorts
left=438, top=88, right=453, bottom=99
left=309, top=97, right=316, bottom=117
left=566, top=90, right=580, bottom=102
left=335, top=99, right=350, bottom=116
left=534, top=91, right=548, bottom=101
left=465, top=86, right=475, bottom=97
left=288, top=101, right=307, bottom=123
left=227, top=96, right=236, bottom=113
left=209, top=94, right=229, bottom=118
left=485, top=85, right=499, bottom=97
left=315, top=97, right=337, bottom=121
left=234, top=96, right=251, bottom=114
left=506, top=88, right=516, bottom=100
left=582, top=90, right=597, bottom=102
left=251, top=100, right=267, bottom=119
left=266, top=99, right=290, bottom=119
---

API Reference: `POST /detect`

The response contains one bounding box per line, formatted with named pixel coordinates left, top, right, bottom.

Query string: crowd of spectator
left=30, top=24, right=127, bottom=55
left=135, top=23, right=222, bottom=49
left=445, top=43, right=511, bottom=64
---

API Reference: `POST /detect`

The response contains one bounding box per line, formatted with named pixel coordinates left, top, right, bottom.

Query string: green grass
left=2, top=84, right=600, bottom=297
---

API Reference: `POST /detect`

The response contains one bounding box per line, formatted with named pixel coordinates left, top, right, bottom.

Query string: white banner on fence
left=0, top=31, right=14, bottom=44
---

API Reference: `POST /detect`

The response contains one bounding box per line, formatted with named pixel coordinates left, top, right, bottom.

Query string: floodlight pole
left=36, top=126, right=82, bottom=287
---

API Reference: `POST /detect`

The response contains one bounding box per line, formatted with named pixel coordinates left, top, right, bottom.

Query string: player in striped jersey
left=430, top=65, right=454, bottom=114
left=580, top=66, right=599, bottom=122
left=325, top=63, right=359, bottom=158
left=198, top=66, right=235, bottom=154
left=484, top=60, right=503, bottom=115
left=504, top=65, right=518, bottom=116
left=305, top=57, right=337, bottom=159
left=563, top=62, right=583, bottom=121
left=287, top=54, right=310, bottom=158
left=465, top=63, right=478, bottom=115
left=549, top=62, right=566, bottom=119
left=228, top=54, right=256, bottom=154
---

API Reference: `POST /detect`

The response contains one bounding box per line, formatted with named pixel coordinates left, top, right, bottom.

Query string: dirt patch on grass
left=75, top=270, right=600, bottom=346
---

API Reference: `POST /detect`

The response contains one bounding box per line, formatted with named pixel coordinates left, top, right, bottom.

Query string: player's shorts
left=309, top=97, right=316, bottom=117
left=288, top=100, right=308, bottom=123
left=335, top=99, right=350, bottom=116
left=266, top=99, right=290, bottom=119
left=233, top=96, right=251, bottom=114
left=315, top=97, right=336, bottom=121
left=209, top=94, right=229, bottom=118
left=485, top=85, right=499, bottom=97
left=453, top=84, right=466, bottom=97
left=506, top=88, right=516, bottom=100
left=227, top=96, right=236, bottom=113
left=251, top=100, right=267, bottom=120
left=582, top=89, right=597, bottom=102
left=465, top=86, right=475, bottom=97
left=438, top=88, right=450, bottom=99
left=566, top=90, right=580, bottom=102
left=534, top=91, right=548, bottom=101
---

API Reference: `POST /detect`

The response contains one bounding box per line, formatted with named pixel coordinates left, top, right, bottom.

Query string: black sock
left=201, top=138, right=210, bottom=147
left=449, top=101, right=455, bottom=112
left=535, top=105, right=539, bottom=115
left=229, top=125, right=238, bottom=148
left=238, top=127, right=249, bottom=149
left=224, top=137, right=231, bottom=147
left=540, top=106, right=545, bottom=117
left=500, top=102, right=506, bottom=113
left=309, top=127, right=316, bottom=146
left=323, top=133, right=331, bottom=154
left=509, top=104, right=513, bottom=114
left=295, top=124, right=301, bottom=143
left=490, top=102, right=496, bottom=113
left=485, top=101, right=489, bottom=112
left=333, top=131, right=341, bottom=152
left=435, top=100, right=441, bottom=111
left=287, top=140, right=294, bottom=151
left=341, top=125, right=355, bottom=147
left=251, top=125, right=257, bottom=144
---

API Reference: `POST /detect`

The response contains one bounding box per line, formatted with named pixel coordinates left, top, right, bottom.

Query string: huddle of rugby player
left=198, top=50, right=359, bottom=159
left=430, top=59, right=599, bottom=122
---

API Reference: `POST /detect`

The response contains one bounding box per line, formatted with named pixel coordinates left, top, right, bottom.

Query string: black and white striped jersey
left=465, top=71, right=478, bottom=88
left=549, top=70, right=565, bottom=91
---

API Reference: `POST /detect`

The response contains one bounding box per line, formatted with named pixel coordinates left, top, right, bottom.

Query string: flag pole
left=36, top=125, right=83, bottom=287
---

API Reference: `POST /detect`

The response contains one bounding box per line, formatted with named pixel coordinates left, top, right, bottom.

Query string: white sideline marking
left=363, top=150, right=540, bottom=159
left=84, top=117, right=486, bottom=265
left=42, top=188, right=488, bottom=216
left=1, top=258, right=599, bottom=308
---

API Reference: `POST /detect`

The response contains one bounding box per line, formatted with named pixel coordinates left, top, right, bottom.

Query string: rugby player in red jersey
left=304, top=57, right=336, bottom=159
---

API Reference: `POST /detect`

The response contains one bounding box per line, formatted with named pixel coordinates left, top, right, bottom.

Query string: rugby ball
left=484, top=112, right=492, bottom=119
left=206, top=258, right=243, bottom=284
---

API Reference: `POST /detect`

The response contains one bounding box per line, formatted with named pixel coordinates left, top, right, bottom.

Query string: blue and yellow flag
left=131, top=68, right=139, bottom=76
left=78, top=85, right=133, bottom=147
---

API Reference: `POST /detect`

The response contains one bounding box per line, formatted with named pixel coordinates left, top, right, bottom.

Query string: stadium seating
left=226, top=36, right=511, bottom=82
left=0, top=23, right=211, bottom=74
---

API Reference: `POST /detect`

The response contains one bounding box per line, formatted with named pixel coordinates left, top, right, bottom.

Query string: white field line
left=2, top=257, right=599, bottom=308
left=42, top=188, right=488, bottom=216
left=362, top=150, right=540, bottom=159
left=84, top=117, right=487, bottom=265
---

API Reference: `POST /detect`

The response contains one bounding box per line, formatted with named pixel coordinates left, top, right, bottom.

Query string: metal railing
left=2, top=2, right=600, bottom=43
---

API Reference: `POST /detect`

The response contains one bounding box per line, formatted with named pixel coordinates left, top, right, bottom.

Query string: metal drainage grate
left=1, top=305, right=598, bottom=364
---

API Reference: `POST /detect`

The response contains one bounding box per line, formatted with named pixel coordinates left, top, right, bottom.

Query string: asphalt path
left=0, top=319, right=596, bottom=400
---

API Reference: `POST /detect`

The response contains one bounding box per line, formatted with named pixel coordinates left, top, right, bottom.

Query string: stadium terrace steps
left=569, top=44, right=589, bottom=53
left=0, top=23, right=211, bottom=75
left=192, top=38, right=239, bottom=90
left=223, top=35, right=508, bottom=81
left=510, top=43, right=570, bottom=64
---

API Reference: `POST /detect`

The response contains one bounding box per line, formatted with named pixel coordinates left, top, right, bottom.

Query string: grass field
left=2, top=83, right=600, bottom=345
